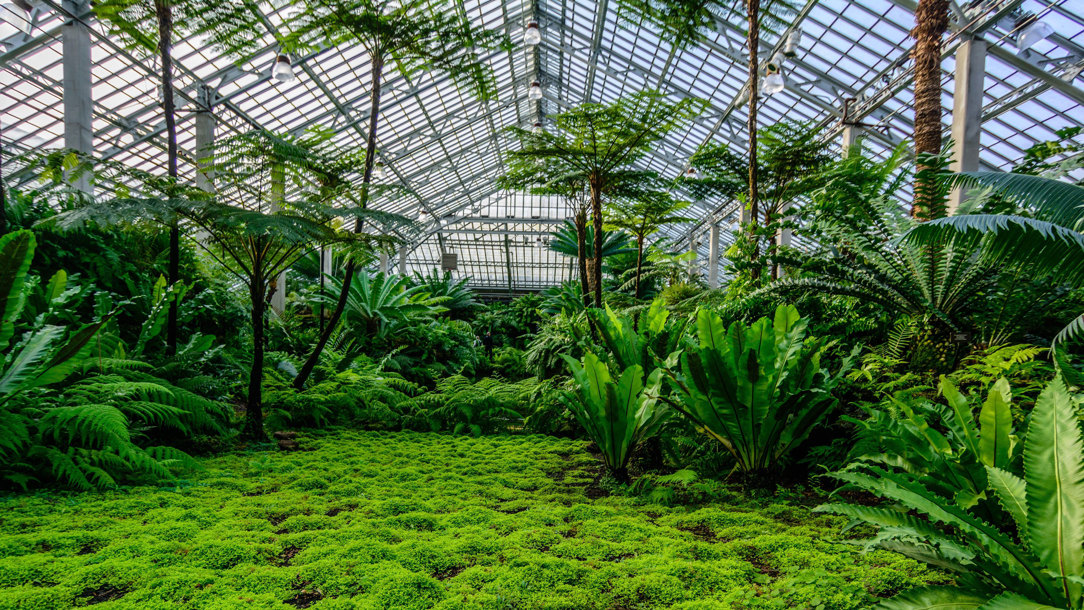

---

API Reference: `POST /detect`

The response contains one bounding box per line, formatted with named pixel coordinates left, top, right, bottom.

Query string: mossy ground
left=0, top=431, right=940, bottom=609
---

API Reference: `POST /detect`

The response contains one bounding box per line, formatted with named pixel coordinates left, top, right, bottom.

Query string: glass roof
left=2, top=0, right=1082, bottom=290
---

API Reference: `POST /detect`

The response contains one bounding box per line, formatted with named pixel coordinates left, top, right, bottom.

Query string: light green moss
left=0, top=430, right=941, bottom=608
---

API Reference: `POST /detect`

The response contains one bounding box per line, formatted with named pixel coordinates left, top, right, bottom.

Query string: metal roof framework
left=1, top=0, right=1082, bottom=290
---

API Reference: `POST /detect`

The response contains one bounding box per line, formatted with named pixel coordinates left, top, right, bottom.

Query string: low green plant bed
left=0, top=431, right=940, bottom=609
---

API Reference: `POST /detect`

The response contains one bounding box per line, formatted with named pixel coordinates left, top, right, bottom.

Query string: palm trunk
left=634, top=234, right=645, bottom=299
left=294, top=50, right=384, bottom=389
left=575, top=210, right=589, bottom=307
left=156, top=0, right=180, bottom=356
left=590, top=176, right=603, bottom=308
left=911, top=0, right=949, bottom=221
left=244, top=269, right=268, bottom=440
left=745, top=0, right=760, bottom=261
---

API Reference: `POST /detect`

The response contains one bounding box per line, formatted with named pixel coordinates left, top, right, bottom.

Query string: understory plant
left=819, top=377, right=1084, bottom=608
left=561, top=352, right=669, bottom=483
left=665, top=305, right=854, bottom=479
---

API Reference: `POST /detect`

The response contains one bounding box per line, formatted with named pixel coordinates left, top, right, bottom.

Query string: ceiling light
left=524, top=20, right=541, bottom=46
left=782, top=29, right=802, bottom=58
left=763, top=72, right=785, bottom=95
left=535, top=236, right=543, bottom=249
left=272, top=54, right=295, bottom=82
left=684, top=167, right=699, bottom=179
left=417, top=209, right=428, bottom=222
left=531, top=121, right=543, bottom=134
left=1016, top=16, right=1053, bottom=51
left=528, top=81, right=542, bottom=101
left=372, top=161, right=386, bottom=180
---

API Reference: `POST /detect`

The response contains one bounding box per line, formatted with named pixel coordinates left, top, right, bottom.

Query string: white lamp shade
left=782, top=29, right=802, bottom=57
left=531, top=121, right=543, bottom=134
left=372, top=162, right=386, bottom=180
left=524, top=21, right=541, bottom=46
left=1017, top=20, right=1053, bottom=51
left=417, top=209, right=428, bottom=222
left=763, top=72, right=785, bottom=95
left=273, top=55, right=295, bottom=82
left=528, top=81, right=543, bottom=101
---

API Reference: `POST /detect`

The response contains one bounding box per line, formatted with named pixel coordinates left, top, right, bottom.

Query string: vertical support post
left=269, top=163, right=286, bottom=314
left=707, top=222, right=720, bottom=289
left=398, top=246, right=408, bottom=275
left=687, top=232, right=698, bottom=282
left=62, top=0, right=92, bottom=193
left=948, top=36, right=986, bottom=214
left=841, top=125, right=860, bottom=155
left=194, top=84, right=216, bottom=193
left=378, top=252, right=389, bottom=275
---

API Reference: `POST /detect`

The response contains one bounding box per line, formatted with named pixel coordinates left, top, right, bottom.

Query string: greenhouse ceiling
left=1, top=0, right=1083, bottom=290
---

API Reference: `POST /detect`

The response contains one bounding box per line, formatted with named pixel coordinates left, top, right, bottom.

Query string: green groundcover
left=0, top=431, right=940, bottom=609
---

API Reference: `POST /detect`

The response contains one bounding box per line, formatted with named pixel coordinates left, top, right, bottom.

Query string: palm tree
left=548, top=220, right=635, bottom=298
left=615, top=0, right=797, bottom=242
left=278, top=0, right=505, bottom=389
left=911, top=0, right=951, bottom=220
left=605, top=191, right=692, bottom=298
left=906, top=172, right=1084, bottom=347
left=504, top=92, right=703, bottom=307
left=95, top=0, right=199, bottom=355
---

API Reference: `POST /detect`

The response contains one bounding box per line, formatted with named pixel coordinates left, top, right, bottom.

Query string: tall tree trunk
left=156, top=0, right=180, bottom=355
left=745, top=0, right=760, bottom=260
left=294, top=51, right=384, bottom=389
left=911, top=0, right=949, bottom=221
left=244, top=270, right=267, bottom=440
left=590, top=176, right=603, bottom=308
left=634, top=233, right=645, bottom=299
left=575, top=209, right=589, bottom=307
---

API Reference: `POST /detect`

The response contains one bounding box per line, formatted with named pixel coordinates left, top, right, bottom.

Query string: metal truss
left=2, top=0, right=1082, bottom=291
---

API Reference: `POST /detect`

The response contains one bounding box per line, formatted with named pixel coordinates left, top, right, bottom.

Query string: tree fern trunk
left=245, top=272, right=267, bottom=441
left=156, top=0, right=180, bottom=356
left=590, top=176, right=603, bottom=308
left=294, top=50, right=384, bottom=389
left=576, top=209, right=590, bottom=307
left=911, top=0, right=949, bottom=220
left=634, top=233, right=645, bottom=299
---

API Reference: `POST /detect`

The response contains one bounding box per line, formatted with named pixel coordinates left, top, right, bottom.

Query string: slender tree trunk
left=634, top=233, right=645, bottom=299
left=575, top=209, right=590, bottom=307
left=244, top=270, right=268, bottom=440
left=745, top=0, right=760, bottom=272
left=766, top=209, right=778, bottom=281
left=911, top=0, right=949, bottom=221
left=294, top=51, right=384, bottom=389
left=156, top=0, right=180, bottom=355
left=590, top=176, right=603, bottom=308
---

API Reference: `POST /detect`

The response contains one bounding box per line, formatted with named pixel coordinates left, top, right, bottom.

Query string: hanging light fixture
left=531, top=121, right=543, bottom=134
left=683, top=166, right=699, bottom=179
left=763, top=55, right=785, bottom=95
left=782, top=29, right=802, bottom=58
left=372, top=161, right=386, bottom=180
left=272, top=54, right=295, bottom=82
left=535, top=236, right=543, bottom=249
left=524, top=20, right=541, bottom=46
left=528, top=81, right=543, bottom=101
left=417, top=209, right=428, bottom=222
left=1015, top=15, right=1053, bottom=51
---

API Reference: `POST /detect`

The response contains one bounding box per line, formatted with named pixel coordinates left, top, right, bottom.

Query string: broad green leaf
left=985, top=465, right=1028, bottom=538
left=1023, top=377, right=1084, bottom=604
left=977, top=591, right=1063, bottom=609
left=876, top=586, right=988, bottom=609
left=979, top=378, right=1013, bottom=468
left=0, top=231, right=35, bottom=347
left=44, top=270, right=67, bottom=305
left=940, top=377, right=981, bottom=461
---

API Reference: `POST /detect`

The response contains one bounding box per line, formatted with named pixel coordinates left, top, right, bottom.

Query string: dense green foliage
left=0, top=431, right=940, bottom=609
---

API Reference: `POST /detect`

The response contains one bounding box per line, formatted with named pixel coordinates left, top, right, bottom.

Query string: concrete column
left=269, top=163, right=286, bottom=314
left=62, top=0, right=92, bottom=193
left=687, top=233, right=698, bottom=281
left=398, top=246, right=408, bottom=275
left=948, top=36, right=986, bottom=214
left=707, top=222, right=720, bottom=289
left=379, top=252, right=389, bottom=275
left=841, top=125, right=861, bottom=155
left=194, top=85, right=216, bottom=192
left=322, top=246, right=334, bottom=277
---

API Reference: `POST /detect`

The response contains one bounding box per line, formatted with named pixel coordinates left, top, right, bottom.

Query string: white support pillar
left=194, top=85, right=216, bottom=193
left=321, top=246, right=334, bottom=278
left=948, top=36, right=986, bottom=214
left=62, top=0, right=92, bottom=193
left=269, top=163, right=286, bottom=314
left=379, top=252, right=390, bottom=275
left=707, top=222, right=720, bottom=289
left=398, top=246, right=408, bottom=275
left=841, top=125, right=861, bottom=155
left=687, top=232, right=699, bottom=282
